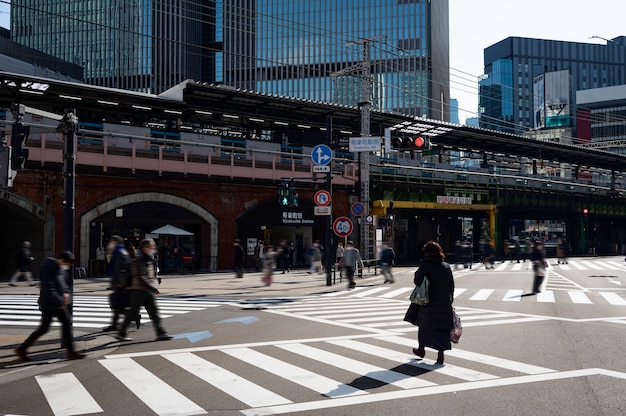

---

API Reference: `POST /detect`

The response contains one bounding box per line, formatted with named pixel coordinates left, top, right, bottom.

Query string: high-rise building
left=11, top=1, right=449, bottom=120
left=11, top=0, right=207, bottom=94
left=479, top=36, right=626, bottom=134
left=222, top=0, right=450, bottom=120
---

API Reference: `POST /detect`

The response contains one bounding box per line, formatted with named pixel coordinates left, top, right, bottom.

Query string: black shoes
left=101, top=325, right=117, bottom=332
left=156, top=334, right=173, bottom=341
left=67, top=352, right=87, bottom=360
left=115, top=334, right=132, bottom=342
left=14, top=347, right=30, bottom=362
left=136, top=313, right=141, bottom=329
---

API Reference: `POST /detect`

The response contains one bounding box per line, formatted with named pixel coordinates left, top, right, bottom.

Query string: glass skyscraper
left=222, top=0, right=450, bottom=120
left=11, top=1, right=449, bottom=119
left=479, top=36, right=626, bottom=134
left=11, top=0, right=206, bottom=93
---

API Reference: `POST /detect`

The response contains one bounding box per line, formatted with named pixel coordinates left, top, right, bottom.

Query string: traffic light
left=391, top=136, right=432, bottom=151
left=278, top=182, right=290, bottom=207
left=10, top=121, right=29, bottom=171
left=278, top=182, right=298, bottom=207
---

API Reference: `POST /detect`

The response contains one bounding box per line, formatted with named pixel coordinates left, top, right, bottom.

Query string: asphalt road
left=1, top=256, right=625, bottom=415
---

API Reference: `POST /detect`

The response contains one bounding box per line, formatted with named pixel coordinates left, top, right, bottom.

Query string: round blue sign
left=311, top=144, right=332, bottom=165
left=351, top=202, right=365, bottom=217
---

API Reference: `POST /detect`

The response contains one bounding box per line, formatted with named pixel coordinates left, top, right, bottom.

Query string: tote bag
left=409, top=269, right=429, bottom=306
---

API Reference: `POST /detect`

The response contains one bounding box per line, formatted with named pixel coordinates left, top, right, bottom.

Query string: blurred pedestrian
left=278, top=240, right=290, bottom=274
left=339, top=240, right=361, bottom=289
left=335, top=242, right=344, bottom=265
left=14, top=251, right=86, bottom=361
left=557, top=238, right=569, bottom=264
left=233, top=239, right=245, bottom=278
left=9, top=241, right=36, bottom=286
left=412, top=241, right=455, bottom=365
left=116, top=239, right=172, bottom=342
left=307, top=243, right=322, bottom=274
left=261, top=244, right=277, bottom=286
left=380, top=241, right=395, bottom=283
left=531, top=241, right=547, bottom=294
left=102, top=236, right=140, bottom=332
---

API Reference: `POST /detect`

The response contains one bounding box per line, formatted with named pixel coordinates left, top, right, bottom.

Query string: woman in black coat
left=413, top=241, right=455, bottom=364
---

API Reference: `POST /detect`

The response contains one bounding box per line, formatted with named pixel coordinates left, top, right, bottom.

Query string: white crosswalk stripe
left=0, top=295, right=221, bottom=329
left=316, top=285, right=626, bottom=306
left=28, top=335, right=563, bottom=415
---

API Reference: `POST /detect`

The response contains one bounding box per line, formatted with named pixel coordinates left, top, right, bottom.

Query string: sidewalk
left=0, top=268, right=382, bottom=367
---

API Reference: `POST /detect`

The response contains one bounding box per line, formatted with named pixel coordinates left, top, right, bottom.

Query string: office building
left=576, top=84, right=626, bottom=155
left=10, top=0, right=207, bottom=93
left=223, top=0, right=450, bottom=120
left=479, top=36, right=626, bottom=134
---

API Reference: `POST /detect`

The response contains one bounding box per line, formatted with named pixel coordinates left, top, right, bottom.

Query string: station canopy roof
left=1, top=71, right=625, bottom=172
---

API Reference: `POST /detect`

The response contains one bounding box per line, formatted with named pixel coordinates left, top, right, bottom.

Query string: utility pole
left=332, top=36, right=383, bottom=262
left=57, top=109, right=78, bottom=325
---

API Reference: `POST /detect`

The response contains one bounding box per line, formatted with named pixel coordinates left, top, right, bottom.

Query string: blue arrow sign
left=172, top=331, right=213, bottom=343
left=311, top=144, right=332, bottom=165
left=216, top=316, right=260, bottom=325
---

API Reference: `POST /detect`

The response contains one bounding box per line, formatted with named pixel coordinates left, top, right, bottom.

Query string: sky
left=0, top=1, right=624, bottom=124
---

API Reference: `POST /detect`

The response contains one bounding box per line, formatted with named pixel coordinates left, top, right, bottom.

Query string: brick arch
left=79, top=192, right=218, bottom=271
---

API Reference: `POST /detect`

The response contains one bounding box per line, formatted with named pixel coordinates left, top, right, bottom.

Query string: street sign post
left=314, top=190, right=331, bottom=206
left=351, top=202, right=365, bottom=216
left=333, top=216, right=353, bottom=237
left=311, top=144, right=332, bottom=165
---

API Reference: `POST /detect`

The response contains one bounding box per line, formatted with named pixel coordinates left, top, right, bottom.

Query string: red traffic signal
left=582, top=208, right=589, bottom=215
left=392, top=136, right=432, bottom=150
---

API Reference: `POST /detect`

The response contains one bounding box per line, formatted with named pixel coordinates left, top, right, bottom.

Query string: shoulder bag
left=410, top=264, right=429, bottom=306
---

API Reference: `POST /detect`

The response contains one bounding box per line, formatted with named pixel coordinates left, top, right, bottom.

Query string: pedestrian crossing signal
left=278, top=182, right=298, bottom=207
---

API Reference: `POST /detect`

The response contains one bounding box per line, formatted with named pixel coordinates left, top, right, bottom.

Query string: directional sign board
left=314, top=190, right=331, bottom=206
left=311, top=144, right=332, bottom=165
left=349, top=136, right=381, bottom=152
left=333, top=216, right=353, bottom=237
left=351, top=202, right=365, bottom=216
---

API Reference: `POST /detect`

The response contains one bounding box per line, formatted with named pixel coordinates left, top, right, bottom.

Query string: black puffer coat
left=414, top=260, right=454, bottom=330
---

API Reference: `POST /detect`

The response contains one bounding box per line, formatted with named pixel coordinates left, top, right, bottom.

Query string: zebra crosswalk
left=453, top=259, right=626, bottom=273
left=18, top=334, right=571, bottom=416
left=0, top=295, right=221, bottom=329
left=322, top=284, right=626, bottom=306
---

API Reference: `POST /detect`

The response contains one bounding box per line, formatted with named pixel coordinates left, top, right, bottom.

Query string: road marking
left=459, top=313, right=515, bottom=321
left=503, top=289, right=523, bottom=301
left=327, top=339, right=498, bottom=381
left=316, top=307, right=407, bottom=320
left=495, top=263, right=508, bottom=271
left=222, top=347, right=367, bottom=398
left=348, top=287, right=390, bottom=297
left=162, top=352, right=292, bottom=407
left=99, top=358, right=206, bottom=416
left=461, top=317, right=548, bottom=327
left=276, top=343, right=436, bottom=389
left=599, top=292, right=626, bottom=306
left=378, top=336, right=556, bottom=374
left=536, top=291, right=556, bottom=302
left=469, top=289, right=495, bottom=301
left=454, top=288, right=467, bottom=298
left=578, top=260, right=604, bottom=270
left=35, top=373, right=103, bottom=416
left=379, top=287, right=413, bottom=298
left=568, top=291, right=593, bottom=304
left=240, top=369, right=626, bottom=416
left=567, top=261, right=587, bottom=270
left=511, top=263, right=524, bottom=271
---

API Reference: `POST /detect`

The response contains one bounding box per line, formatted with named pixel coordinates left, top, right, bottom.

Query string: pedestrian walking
left=531, top=241, right=547, bottom=294
left=278, top=240, right=290, bottom=274
left=116, top=239, right=172, bottom=342
left=380, top=241, right=395, bottom=283
left=339, top=240, right=361, bottom=289
left=233, top=239, right=245, bottom=278
left=254, top=240, right=265, bottom=272
left=8, top=241, right=36, bottom=286
left=261, top=244, right=277, bottom=286
left=412, top=241, right=455, bottom=365
left=307, top=243, right=322, bottom=274
left=14, top=251, right=86, bottom=362
left=557, top=238, right=569, bottom=264
left=335, top=242, right=344, bottom=265
left=102, top=236, right=140, bottom=332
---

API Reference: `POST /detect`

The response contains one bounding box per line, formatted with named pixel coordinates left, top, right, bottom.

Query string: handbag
left=109, top=288, right=130, bottom=310
left=450, top=308, right=462, bottom=343
left=403, top=303, right=419, bottom=325
left=410, top=265, right=429, bottom=305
